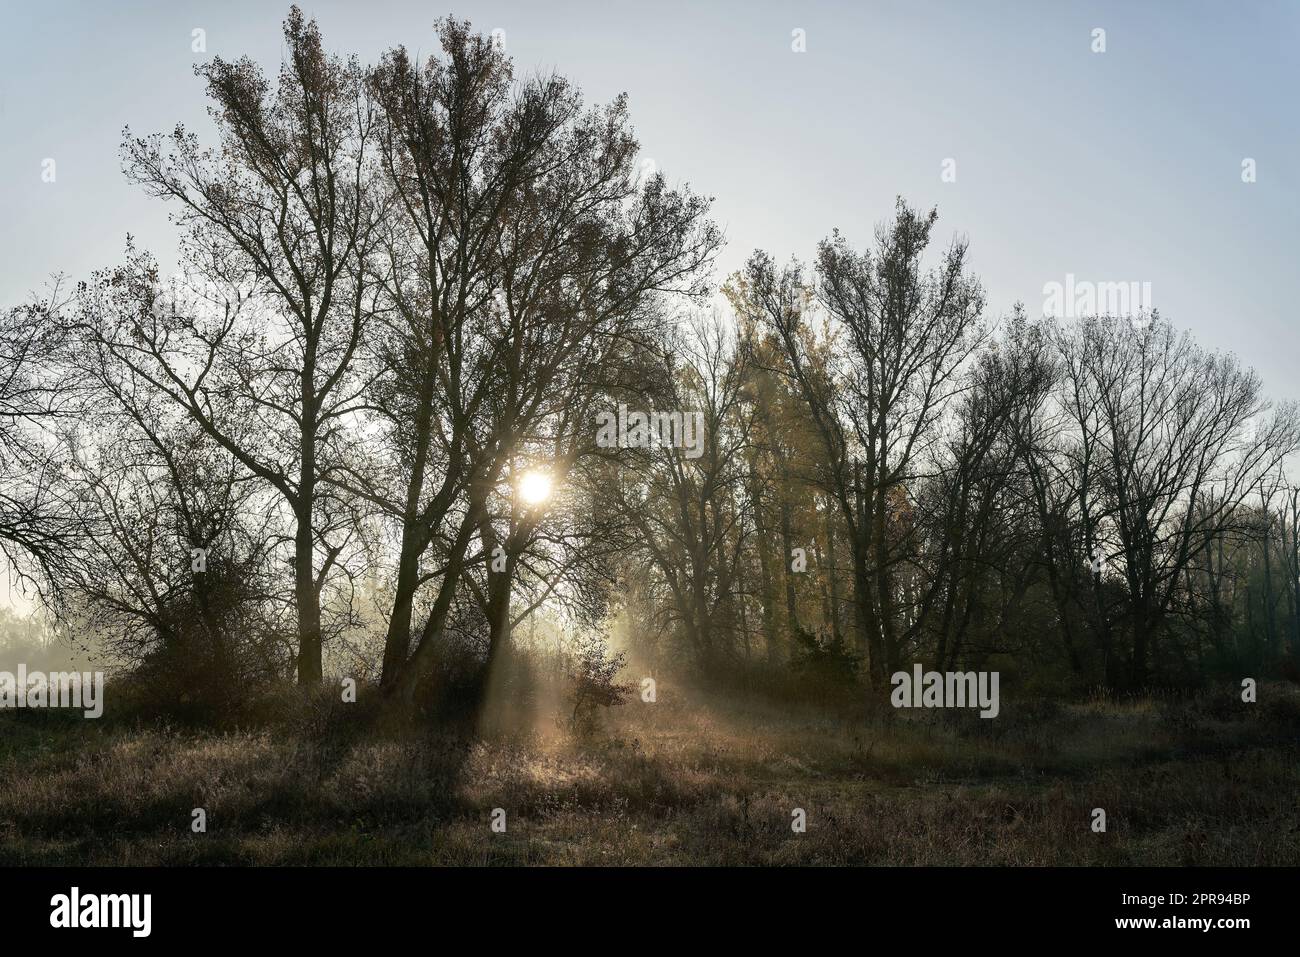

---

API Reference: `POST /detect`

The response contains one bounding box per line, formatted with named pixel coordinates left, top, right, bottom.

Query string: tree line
left=2, top=9, right=1297, bottom=717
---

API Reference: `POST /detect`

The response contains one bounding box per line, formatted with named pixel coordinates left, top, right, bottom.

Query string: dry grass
left=2, top=684, right=1297, bottom=865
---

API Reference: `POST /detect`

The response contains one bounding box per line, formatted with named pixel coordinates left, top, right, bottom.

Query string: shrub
left=567, top=633, right=632, bottom=734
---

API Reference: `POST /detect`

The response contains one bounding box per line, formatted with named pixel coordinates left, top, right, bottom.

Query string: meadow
left=3, top=682, right=1297, bottom=866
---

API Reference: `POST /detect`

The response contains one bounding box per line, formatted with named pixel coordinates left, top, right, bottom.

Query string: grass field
left=3, top=684, right=1298, bottom=866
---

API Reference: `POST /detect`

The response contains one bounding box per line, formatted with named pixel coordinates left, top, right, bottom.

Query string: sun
left=518, top=470, right=553, bottom=506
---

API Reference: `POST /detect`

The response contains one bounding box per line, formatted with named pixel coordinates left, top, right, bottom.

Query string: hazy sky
left=1, top=0, right=1297, bottom=407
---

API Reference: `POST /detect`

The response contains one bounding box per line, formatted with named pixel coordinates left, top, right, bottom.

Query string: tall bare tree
left=742, top=200, right=986, bottom=683
left=74, top=8, right=380, bottom=685
left=357, top=21, right=720, bottom=703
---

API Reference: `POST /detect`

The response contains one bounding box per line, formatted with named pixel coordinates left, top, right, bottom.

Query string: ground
left=2, top=684, right=1297, bottom=865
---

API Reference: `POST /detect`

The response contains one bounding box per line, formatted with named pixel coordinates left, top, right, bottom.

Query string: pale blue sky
left=1, top=0, right=1297, bottom=401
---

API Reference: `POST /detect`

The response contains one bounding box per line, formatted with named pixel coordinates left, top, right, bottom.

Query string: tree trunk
left=294, top=505, right=322, bottom=686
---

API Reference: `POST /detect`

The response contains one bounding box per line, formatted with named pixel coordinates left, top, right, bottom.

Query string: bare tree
left=605, top=315, right=751, bottom=674
left=76, top=8, right=380, bottom=685
left=1068, top=316, right=1300, bottom=683
left=0, top=291, right=80, bottom=603
left=357, top=21, right=720, bottom=703
left=743, top=199, right=986, bottom=684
